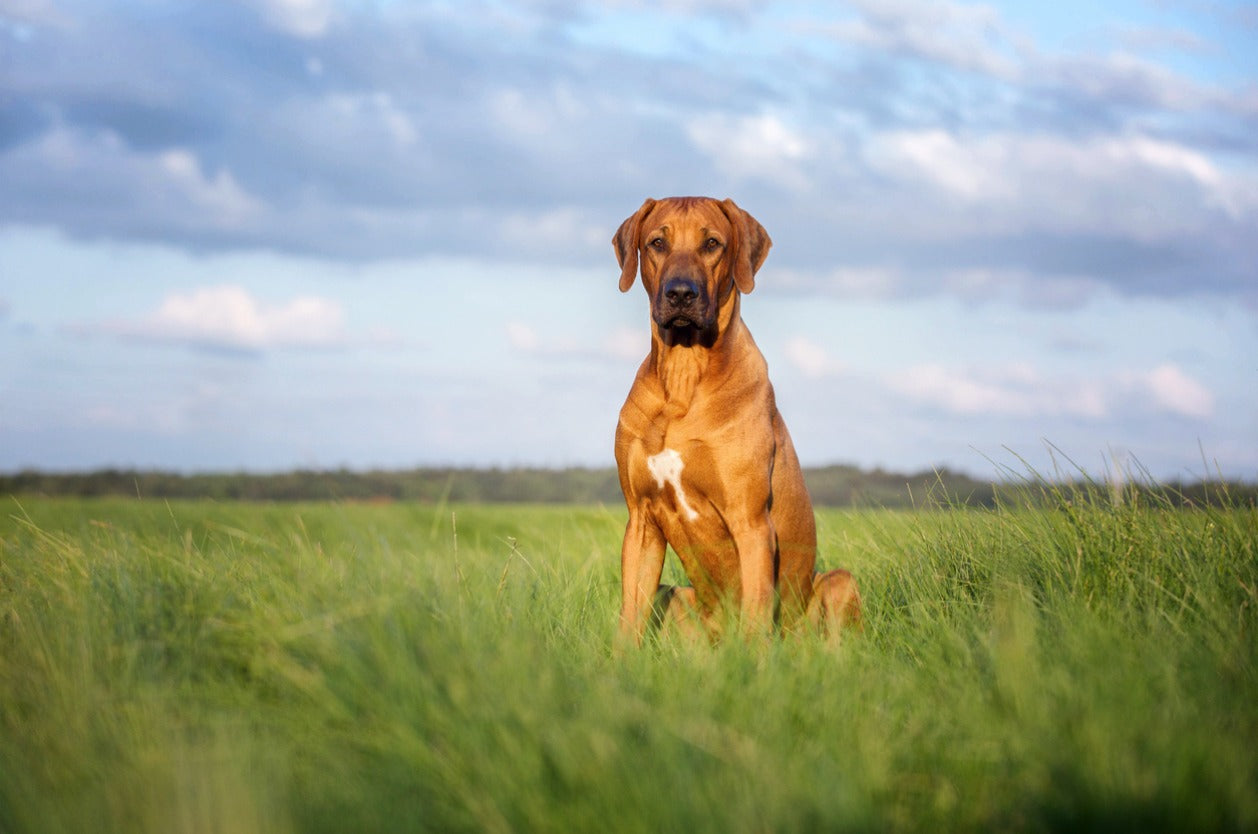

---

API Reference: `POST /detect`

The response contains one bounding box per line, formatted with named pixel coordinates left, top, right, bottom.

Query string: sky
left=1, top=0, right=1255, bottom=482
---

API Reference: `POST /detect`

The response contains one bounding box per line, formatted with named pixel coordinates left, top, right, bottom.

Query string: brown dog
left=613, top=196, right=861, bottom=645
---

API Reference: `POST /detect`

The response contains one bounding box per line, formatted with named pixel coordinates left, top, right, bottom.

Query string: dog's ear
left=720, top=198, right=772, bottom=294
left=613, top=198, right=656, bottom=292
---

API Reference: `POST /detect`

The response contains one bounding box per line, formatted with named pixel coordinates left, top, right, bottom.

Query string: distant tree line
left=1, top=465, right=1252, bottom=508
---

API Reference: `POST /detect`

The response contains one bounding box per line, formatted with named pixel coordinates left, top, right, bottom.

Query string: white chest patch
left=646, top=448, right=700, bottom=521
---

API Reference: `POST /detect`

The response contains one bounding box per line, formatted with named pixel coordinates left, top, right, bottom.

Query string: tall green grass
left=1, top=489, right=1254, bottom=832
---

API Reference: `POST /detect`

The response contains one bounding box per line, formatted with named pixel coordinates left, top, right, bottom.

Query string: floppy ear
left=613, top=198, right=656, bottom=292
left=720, top=198, right=772, bottom=294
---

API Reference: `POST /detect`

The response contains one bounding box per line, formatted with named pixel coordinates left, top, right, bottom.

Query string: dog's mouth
left=656, top=314, right=715, bottom=348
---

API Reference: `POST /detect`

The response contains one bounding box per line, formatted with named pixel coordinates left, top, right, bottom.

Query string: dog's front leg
left=731, top=518, right=778, bottom=636
left=617, top=508, right=667, bottom=648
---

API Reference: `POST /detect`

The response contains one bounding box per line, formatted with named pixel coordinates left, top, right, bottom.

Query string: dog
left=612, top=196, right=861, bottom=645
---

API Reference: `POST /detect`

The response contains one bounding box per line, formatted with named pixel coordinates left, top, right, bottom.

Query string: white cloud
left=1043, top=50, right=1213, bottom=113
left=81, top=381, right=231, bottom=435
left=887, top=362, right=1096, bottom=417
left=778, top=266, right=905, bottom=300
left=102, top=285, right=346, bottom=352
left=506, top=321, right=646, bottom=363
left=886, top=360, right=1216, bottom=422
left=686, top=112, right=812, bottom=188
left=500, top=206, right=607, bottom=257
left=1135, top=363, right=1216, bottom=419
left=606, top=327, right=648, bottom=362
left=869, top=129, right=1012, bottom=202
left=321, top=92, right=419, bottom=148
left=601, top=0, right=760, bottom=13
left=777, top=264, right=1106, bottom=310
left=252, top=0, right=333, bottom=38
left=506, top=321, right=541, bottom=352
left=785, top=336, right=845, bottom=379
left=157, top=150, right=264, bottom=226
left=0, top=0, right=69, bottom=27
left=824, top=0, right=1019, bottom=79
left=864, top=128, right=1255, bottom=241
left=489, top=85, right=591, bottom=141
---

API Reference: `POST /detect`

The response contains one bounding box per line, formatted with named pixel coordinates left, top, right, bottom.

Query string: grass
left=0, top=488, right=1255, bottom=833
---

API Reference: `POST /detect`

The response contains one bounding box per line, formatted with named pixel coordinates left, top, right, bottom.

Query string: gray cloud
left=1, top=0, right=1255, bottom=307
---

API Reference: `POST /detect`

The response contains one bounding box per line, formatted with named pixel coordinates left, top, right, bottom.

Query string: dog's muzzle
left=654, top=275, right=714, bottom=346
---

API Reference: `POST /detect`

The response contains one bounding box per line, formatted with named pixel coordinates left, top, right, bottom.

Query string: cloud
left=80, top=381, right=234, bottom=435
left=89, top=285, right=347, bottom=353
left=500, top=206, right=610, bottom=256
left=784, top=337, right=846, bottom=379
left=885, top=361, right=1215, bottom=421
left=0, top=0, right=69, bottom=27
left=821, top=0, right=1018, bottom=79
left=1037, top=49, right=1216, bottom=115
left=1132, top=363, right=1216, bottom=419
left=777, top=265, right=904, bottom=300
left=250, top=0, right=334, bottom=38
left=685, top=112, right=812, bottom=188
left=156, top=149, right=264, bottom=223
left=775, top=263, right=1107, bottom=310
left=506, top=321, right=645, bottom=363
left=0, top=0, right=1254, bottom=306
left=887, top=362, right=1102, bottom=418
left=0, top=125, right=264, bottom=243
left=505, top=321, right=541, bottom=353
left=822, top=127, right=1258, bottom=304
left=865, top=129, right=1249, bottom=230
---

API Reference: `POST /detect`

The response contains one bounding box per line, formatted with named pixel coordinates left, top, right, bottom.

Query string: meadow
left=1, top=486, right=1255, bottom=832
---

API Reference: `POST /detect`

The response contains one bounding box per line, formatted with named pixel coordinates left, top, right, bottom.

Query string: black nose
left=663, top=278, right=700, bottom=308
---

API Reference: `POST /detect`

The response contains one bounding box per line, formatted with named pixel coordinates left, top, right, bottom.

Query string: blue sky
left=1, top=0, right=1255, bottom=481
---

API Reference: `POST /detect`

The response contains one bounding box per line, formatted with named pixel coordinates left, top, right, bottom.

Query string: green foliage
left=1, top=493, right=1255, bottom=832
left=4, top=464, right=1254, bottom=507
left=0, top=467, right=623, bottom=504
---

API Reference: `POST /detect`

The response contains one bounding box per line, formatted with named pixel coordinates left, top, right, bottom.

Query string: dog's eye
left=648, top=237, right=666, bottom=251
left=704, top=237, right=722, bottom=251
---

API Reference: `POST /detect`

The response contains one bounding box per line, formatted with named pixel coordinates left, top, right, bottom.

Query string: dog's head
left=613, top=197, right=771, bottom=347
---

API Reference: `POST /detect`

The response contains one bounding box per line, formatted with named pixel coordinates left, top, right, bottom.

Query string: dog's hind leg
left=650, top=585, right=707, bottom=643
left=806, top=569, right=862, bottom=642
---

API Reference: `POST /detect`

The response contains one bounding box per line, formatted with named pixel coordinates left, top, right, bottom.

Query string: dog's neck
left=654, top=343, right=708, bottom=418
left=651, top=291, right=741, bottom=418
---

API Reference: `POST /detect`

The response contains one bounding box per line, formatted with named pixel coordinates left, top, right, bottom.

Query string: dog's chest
left=622, top=430, right=722, bottom=527
left=617, top=353, right=749, bottom=525
left=644, top=448, right=701, bottom=521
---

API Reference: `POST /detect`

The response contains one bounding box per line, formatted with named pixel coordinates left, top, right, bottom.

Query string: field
left=1, top=489, right=1255, bottom=832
